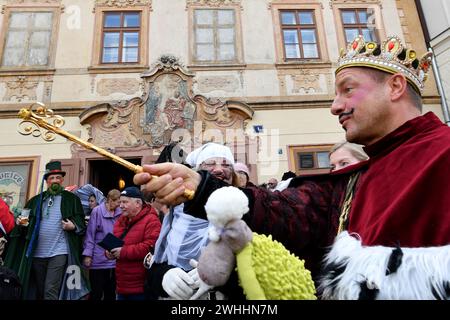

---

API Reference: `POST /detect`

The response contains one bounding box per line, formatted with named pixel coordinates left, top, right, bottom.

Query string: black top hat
left=44, top=161, right=66, bottom=180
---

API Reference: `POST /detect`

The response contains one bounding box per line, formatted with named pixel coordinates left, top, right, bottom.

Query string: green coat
left=4, top=190, right=88, bottom=299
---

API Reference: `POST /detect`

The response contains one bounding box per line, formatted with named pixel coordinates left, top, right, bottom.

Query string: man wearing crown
left=133, top=35, right=450, bottom=300
left=4, top=161, right=89, bottom=300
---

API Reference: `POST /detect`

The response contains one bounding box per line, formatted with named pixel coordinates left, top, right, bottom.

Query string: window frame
left=270, top=1, right=329, bottom=65
left=0, top=5, right=61, bottom=73
left=188, top=4, right=244, bottom=67
left=340, top=8, right=378, bottom=44
left=100, top=11, right=142, bottom=65
left=331, top=1, right=386, bottom=51
left=90, top=5, right=149, bottom=72
left=288, top=144, right=333, bottom=176
left=193, top=9, right=236, bottom=63
left=279, top=9, right=321, bottom=61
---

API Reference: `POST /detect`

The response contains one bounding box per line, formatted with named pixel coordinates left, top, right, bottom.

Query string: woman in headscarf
left=145, top=142, right=241, bottom=300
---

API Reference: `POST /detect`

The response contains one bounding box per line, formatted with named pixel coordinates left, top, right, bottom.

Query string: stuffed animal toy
left=193, top=186, right=316, bottom=300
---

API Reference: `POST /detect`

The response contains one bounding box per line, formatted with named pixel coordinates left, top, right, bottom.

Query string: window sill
left=0, top=68, right=56, bottom=76
left=88, top=64, right=149, bottom=74
left=188, top=63, right=247, bottom=71
left=275, top=61, right=332, bottom=69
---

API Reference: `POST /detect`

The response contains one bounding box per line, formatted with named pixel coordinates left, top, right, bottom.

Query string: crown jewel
left=337, top=35, right=433, bottom=94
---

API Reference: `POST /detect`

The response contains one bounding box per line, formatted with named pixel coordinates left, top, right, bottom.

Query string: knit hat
left=120, top=186, right=143, bottom=200
left=234, top=162, right=250, bottom=177
left=43, top=161, right=66, bottom=180
left=185, top=143, right=235, bottom=169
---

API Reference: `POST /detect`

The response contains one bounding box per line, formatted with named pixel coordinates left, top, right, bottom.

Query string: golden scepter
left=18, top=102, right=194, bottom=200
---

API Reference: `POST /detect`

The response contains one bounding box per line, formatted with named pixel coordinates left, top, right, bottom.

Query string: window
left=101, top=12, right=141, bottom=64
left=332, top=2, right=385, bottom=51
left=2, top=11, right=54, bottom=67
left=340, top=9, right=378, bottom=44
left=298, top=151, right=330, bottom=169
left=288, top=145, right=332, bottom=175
left=280, top=10, right=319, bottom=59
left=193, top=9, right=236, bottom=63
left=271, top=2, right=329, bottom=65
left=90, top=4, right=149, bottom=71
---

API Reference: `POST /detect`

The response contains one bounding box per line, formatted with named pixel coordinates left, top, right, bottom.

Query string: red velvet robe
left=185, top=112, right=450, bottom=279
left=348, top=112, right=450, bottom=247
left=242, top=112, right=450, bottom=277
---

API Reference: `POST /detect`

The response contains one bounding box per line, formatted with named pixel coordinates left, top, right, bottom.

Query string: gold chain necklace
left=337, top=172, right=360, bottom=235
left=45, top=195, right=55, bottom=217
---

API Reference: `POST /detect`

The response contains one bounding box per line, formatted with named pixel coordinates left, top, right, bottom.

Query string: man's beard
left=47, top=183, right=64, bottom=195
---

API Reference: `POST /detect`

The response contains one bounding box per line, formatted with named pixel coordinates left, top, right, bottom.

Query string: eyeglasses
left=200, top=161, right=233, bottom=171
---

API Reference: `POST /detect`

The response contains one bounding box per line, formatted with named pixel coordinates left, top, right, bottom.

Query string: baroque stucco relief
left=194, top=75, right=239, bottom=93
left=186, top=0, right=241, bottom=7
left=278, top=68, right=333, bottom=95
left=95, top=0, right=151, bottom=7
left=96, top=78, right=141, bottom=96
left=1, top=75, right=53, bottom=103
left=6, top=0, right=61, bottom=3
left=79, top=55, right=253, bottom=151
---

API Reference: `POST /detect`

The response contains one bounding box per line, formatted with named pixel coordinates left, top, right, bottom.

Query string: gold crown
left=337, top=35, right=433, bottom=94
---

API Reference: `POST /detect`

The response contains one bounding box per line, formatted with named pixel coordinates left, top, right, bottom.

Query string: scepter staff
left=17, top=102, right=194, bottom=200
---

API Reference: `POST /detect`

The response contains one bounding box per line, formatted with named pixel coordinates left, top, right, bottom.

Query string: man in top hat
left=134, top=35, right=450, bottom=299
left=4, top=160, right=87, bottom=300
left=105, top=186, right=161, bottom=300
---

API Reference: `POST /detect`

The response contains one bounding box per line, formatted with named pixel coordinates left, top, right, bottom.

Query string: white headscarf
left=185, top=142, right=234, bottom=169
left=152, top=143, right=235, bottom=271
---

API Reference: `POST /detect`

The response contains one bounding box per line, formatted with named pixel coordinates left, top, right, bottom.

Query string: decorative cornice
left=6, top=0, right=61, bottom=4
left=95, top=0, right=151, bottom=7
left=186, top=0, right=241, bottom=7
left=329, top=0, right=381, bottom=8
left=141, top=55, right=194, bottom=79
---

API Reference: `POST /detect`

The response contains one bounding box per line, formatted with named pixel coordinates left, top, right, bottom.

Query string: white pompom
left=208, top=226, right=221, bottom=242
left=204, top=186, right=249, bottom=229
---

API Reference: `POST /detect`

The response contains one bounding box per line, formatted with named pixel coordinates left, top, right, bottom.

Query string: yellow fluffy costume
left=195, top=186, right=316, bottom=300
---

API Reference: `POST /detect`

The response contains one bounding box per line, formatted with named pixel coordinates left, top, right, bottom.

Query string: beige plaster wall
left=247, top=107, right=343, bottom=183
left=55, top=0, right=93, bottom=69
left=0, top=116, right=89, bottom=193
left=242, top=0, right=276, bottom=64
left=51, top=73, right=144, bottom=102
left=150, top=0, right=189, bottom=61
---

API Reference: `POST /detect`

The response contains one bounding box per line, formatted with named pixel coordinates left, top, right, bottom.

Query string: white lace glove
left=162, top=267, right=195, bottom=300
left=189, top=259, right=214, bottom=300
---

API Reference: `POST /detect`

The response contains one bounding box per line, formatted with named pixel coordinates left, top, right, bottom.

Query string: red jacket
left=113, top=204, right=161, bottom=295
left=0, top=198, right=15, bottom=234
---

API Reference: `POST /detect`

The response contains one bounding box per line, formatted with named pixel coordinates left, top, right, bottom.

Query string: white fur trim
left=319, top=231, right=450, bottom=300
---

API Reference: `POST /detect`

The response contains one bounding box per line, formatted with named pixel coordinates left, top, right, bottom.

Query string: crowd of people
left=133, top=36, right=450, bottom=300
left=0, top=35, right=449, bottom=300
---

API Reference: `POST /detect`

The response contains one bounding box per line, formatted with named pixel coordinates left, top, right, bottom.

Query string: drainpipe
left=429, top=48, right=450, bottom=126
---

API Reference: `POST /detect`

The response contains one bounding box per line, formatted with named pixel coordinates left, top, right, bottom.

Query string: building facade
left=417, top=0, right=450, bottom=125
left=0, top=0, right=442, bottom=212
